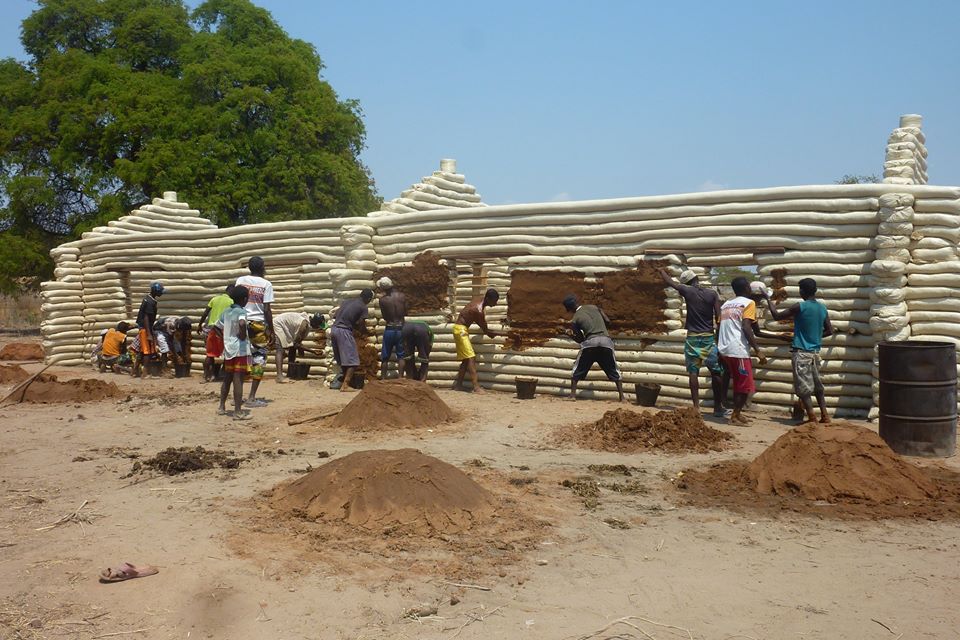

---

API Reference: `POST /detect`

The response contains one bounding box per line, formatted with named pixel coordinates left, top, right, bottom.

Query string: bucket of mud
left=174, top=363, right=191, bottom=378
left=145, top=361, right=163, bottom=377
left=288, top=363, right=311, bottom=380
left=350, top=374, right=366, bottom=390
left=635, top=382, right=661, bottom=407
left=515, top=376, right=538, bottom=399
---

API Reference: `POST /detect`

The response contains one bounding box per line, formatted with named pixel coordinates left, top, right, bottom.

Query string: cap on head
left=248, top=256, right=265, bottom=274
left=150, top=282, right=164, bottom=296
left=360, top=288, right=374, bottom=302
left=376, top=276, right=393, bottom=291
left=679, top=270, right=697, bottom=284
left=799, top=277, right=818, bottom=298
left=749, top=280, right=772, bottom=298
left=562, top=294, right=578, bottom=311
left=309, top=312, right=326, bottom=329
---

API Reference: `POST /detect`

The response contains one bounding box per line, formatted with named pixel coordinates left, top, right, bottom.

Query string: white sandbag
left=873, top=235, right=910, bottom=249
left=878, top=193, right=915, bottom=208
left=875, top=248, right=911, bottom=261
left=912, top=248, right=957, bottom=263
left=869, top=288, right=905, bottom=304
left=869, top=315, right=909, bottom=331
left=870, top=260, right=908, bottom=276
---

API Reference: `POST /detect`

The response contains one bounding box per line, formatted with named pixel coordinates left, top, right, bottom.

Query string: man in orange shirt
left=99, top=322, right=130, bottom=372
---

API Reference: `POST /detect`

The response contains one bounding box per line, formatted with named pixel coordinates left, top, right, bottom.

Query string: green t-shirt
left=792, top=299, right=828, bottom=352
left=207, top=293, right=233, bottom=327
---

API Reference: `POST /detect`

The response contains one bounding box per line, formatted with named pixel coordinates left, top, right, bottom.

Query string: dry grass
left=0, top=293, right=41, bottom=331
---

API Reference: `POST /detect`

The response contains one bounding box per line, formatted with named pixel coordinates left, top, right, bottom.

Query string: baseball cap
left=678, top=270, right=697, bottom=284
left=750, top=280, right=772, bottom=297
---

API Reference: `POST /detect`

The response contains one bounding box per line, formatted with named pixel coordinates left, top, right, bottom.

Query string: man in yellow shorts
left=452, top=288, right=502, bottom=393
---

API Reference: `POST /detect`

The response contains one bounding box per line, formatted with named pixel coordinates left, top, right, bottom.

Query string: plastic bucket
left=174, top=363, right=191, bottom=378
left=350, top=373, right=366, bottom=390
left=515, top=376, right=538, bottom=399
left=288, top=363, right=311, bottom=380
left=634, top=382, right=661, bottom=407
left=145, top=361, right=163, bottom=377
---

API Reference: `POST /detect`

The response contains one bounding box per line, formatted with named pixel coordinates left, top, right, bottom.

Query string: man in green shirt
left=197, top=284, right=235, bottom=382
left=765, top=278, right=834, bottom=424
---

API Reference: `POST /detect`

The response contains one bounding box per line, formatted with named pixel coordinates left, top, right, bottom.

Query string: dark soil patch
left=142, top=446, right=243, bottom=475
left=558, top=407, right=734, bottom=454
left=374, top=251, right=449, bottom=313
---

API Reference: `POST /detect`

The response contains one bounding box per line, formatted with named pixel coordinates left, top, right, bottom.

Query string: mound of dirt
left=0, top=342, right=43, bottom=361
left=143, top=446, right=243, bottom=475
left=0, top=364, right=30, bottom=384
left=748, top=422, right=939, bottom=502
left=561, top=407, right=733, bottom=453
left=332, top=379, right=454, bottom=430
left=271, top=449, right=496, bottom=534
left=676, top=422, right=960, bottom=520
left=17, top=374, right=123, bottom=403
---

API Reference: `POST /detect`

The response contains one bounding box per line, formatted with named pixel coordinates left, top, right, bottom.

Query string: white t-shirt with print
left=235, top=275, right=275, bottom=323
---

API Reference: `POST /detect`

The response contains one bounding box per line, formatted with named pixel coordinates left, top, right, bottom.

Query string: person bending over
left=563, top=294, right=625, bottom=402
left=452, top=288, right=502, bottom=393
left=330, top=289, right=373, bottom=392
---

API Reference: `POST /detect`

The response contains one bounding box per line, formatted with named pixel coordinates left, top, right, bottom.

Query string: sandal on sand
left=217, top=408, right=229, bottom=416
left=244, top=399, right=268, bottom=408
left=232, top=410, right=253, bottom=421
left=99, top=562, right=158, bottom=583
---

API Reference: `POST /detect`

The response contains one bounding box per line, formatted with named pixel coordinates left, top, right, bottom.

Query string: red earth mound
left=332, top=378, right=454, bottom=430
left=17, top=373, right=123, bottom=403
left=560, top=407, right=734, bottom=454
left=748, top=422, right=938, bottom=502
left=677, top=422, right=960, bottom=520
left=270, top=448, right=496, bottom=534
left=0, top=342, right=43, bottom=361
left=0, top=364, right=30, bottom=384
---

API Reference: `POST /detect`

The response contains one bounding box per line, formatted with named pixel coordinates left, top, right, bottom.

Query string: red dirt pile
left=676, top=422, right=960, bottom=520
left=0, top=342, right=43, bottom=361
left=333, top=379, right=454, bottom=430
left=562, top=407, right=734, bottom=454
left=747, top=422, right=938, bottom=502
left=270, top=448, right=496, bottom=534
left=374, top=251, right=449, bottom=312
left=0, top=364, right=30, bottom=384
left=17, top=373, right=123, bottom=403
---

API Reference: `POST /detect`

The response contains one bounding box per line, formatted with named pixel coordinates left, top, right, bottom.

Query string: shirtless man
left=377, top=277, right=407, bottom=379
left=452, top=288, right=502, bottom=393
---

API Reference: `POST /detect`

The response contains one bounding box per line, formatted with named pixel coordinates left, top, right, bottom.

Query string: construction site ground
left=2, top=350, right=959, bottom=639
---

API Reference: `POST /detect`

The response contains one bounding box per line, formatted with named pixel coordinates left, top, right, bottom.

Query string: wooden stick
left=871, top=618, right=896, bottom=634
left=91, top=629, right=153, bottom=639
left=440, top=580, right=492, bottom=591
left=0, top=363, right=53, bottom=405
left=287, top=409, right=340, bottom=426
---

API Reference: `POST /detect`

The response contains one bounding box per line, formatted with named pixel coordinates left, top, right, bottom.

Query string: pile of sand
left=747, top=422, right=939, bottom=502
left=676, top=422, right=960, bottom=520
left=0, top=364, right=30, bottom=385
left=562, top=407, right=733, bottom=454
left=18, top=373, right=123, bottom=403
left=271, top=448, right=496, bottom=534
left=333, top=379, right=454, bottom=430
left=0, top=342, right=43, bottom=361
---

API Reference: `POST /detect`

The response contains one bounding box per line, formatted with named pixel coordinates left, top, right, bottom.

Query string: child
left=198, top=284, right=234, bottom=382
left=217, top=287, right=252, bottom=420
left=99, top=322, right=131, bottom=372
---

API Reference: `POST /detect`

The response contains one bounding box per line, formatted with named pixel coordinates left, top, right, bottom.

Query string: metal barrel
left=878, top=340, right=957, bottom=457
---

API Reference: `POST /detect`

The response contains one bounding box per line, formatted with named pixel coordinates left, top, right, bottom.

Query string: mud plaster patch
left=374, top=251, right=449, bottom=313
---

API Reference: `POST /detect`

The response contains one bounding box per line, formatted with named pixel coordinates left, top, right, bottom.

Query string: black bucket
left=515, top=376, right=538, bottom=399
left=174, top=363, right=191, bottom=378
left=288, top=363, right=311, bottom=380
left=878, top=340, right=957, bottom=457
left=350, top=373, right=366, bottom=390
left=634, top=382, right=661, bottom=407
left=145, top=361, right=163, bottom=377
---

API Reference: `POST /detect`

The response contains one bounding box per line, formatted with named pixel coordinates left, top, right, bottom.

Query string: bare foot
left=564, top=395, right=577, bottom=402
left=819, top=416, right=831, bottom=424
left=471, top=388, right=486, bottom=394
left=729, top=415, right=751, bottom=426
left=340, top=386, right=358, bottom=393
left=276, top=378, right=290, bottom=384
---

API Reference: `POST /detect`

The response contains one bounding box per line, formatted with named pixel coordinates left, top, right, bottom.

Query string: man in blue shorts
left=659, top=268, right=727, bottom=417
left=377, top=277, right=407, bottom=379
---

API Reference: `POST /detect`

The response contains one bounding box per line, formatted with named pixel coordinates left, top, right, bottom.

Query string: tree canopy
left=0, top=0, right=380, bottom=291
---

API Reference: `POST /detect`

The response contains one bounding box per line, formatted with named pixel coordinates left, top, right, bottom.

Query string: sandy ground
left=2, top=355, right=960, bottom=640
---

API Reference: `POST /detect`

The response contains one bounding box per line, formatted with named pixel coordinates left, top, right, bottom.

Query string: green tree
left=835, top=174, right=880, bottom=184
left=0, top=0, right=380, bottom=292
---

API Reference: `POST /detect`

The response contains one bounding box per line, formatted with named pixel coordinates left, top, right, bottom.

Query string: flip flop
left=217, top=408, right=229, bottom=416
left=244, top=399, right=268, bottom=408
left=232, top=411, right=253, bottom=421
left=99, top=562, right=158, bottom=583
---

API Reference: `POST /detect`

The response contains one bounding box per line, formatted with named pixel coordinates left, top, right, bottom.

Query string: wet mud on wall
left=770, top=268, right=789, bottom=302
left=374, top=251, right=449, bottom=313
left=504, top=262, right=668, bottom=350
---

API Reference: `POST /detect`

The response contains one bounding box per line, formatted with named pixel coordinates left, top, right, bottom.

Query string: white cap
left=750, top=280, right=772, bottom=297
left=679, top=270, right=697, bottom=284
left=376, top=276, right=393, bottom=290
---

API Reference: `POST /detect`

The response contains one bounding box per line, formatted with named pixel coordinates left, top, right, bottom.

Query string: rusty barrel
left=878, top=341, right=957, bottom=457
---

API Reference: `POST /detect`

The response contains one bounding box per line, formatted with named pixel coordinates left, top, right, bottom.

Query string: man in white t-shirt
left=235, top=256, right=274, bottom=407
left=717, top=277, right=765, bottom=426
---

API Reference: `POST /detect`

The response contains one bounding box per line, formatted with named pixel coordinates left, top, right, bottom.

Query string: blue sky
left=2, top=1, right=959, bottom=205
